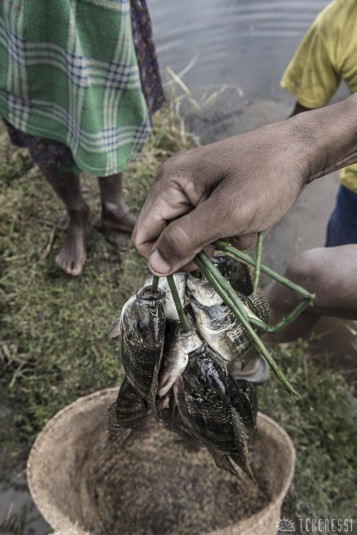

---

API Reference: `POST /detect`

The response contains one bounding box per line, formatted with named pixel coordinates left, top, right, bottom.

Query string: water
left=147, top=0, right=348, bottom=272
left=147, top=0, right=355, bottom=378
left=1, top=1, right=355, bottom=532
left=148, top=0, right=330, bottom=103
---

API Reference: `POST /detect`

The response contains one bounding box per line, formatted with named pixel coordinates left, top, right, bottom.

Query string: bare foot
left=101, top=206, right=137, bottom=234
left=55, top=204, right=92, bottom=276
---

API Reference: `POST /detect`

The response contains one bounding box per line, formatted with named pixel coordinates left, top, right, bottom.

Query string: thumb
left=148, top=202, right=230, bottom=275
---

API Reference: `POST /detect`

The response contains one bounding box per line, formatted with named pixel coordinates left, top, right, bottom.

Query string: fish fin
left=108, top=316, right=122, bottom=340
left=157, top=373, right=174, bottom=398
left=169, top=387, right=177, bottom=417
left=212, top=451, right=240, bottom=479
left=173, top=376, right=197, bottom=437
left=122, top=421, right=151, bottom=447
left=230, top=451, right=256, bottom=484
left=109, top=296, right=135, bottom=340
left=230, top=407, right=256, bottom=483
left=154, top=397, right=165, bottom=419
left=227, top=374, right=257, bottom=431
left=148, top=360, right=161, bottom=413
left=246, top=292, right=271, bottom=324
left=236, top=378, right=258, bottom=429
left=105, top=402, right=127, bottom=443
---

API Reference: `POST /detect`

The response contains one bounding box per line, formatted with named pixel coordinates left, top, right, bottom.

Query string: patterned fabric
left=3, top=117, right=78, bottom=170
left=130, top=0, right=165, bottom=116
left=0, top=0, right=163, bottom=176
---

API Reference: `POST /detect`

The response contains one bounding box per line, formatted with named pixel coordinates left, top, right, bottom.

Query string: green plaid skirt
left=0, top=0, right=164, bottom=175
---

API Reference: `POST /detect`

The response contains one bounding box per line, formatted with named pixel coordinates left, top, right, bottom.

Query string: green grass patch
left=0, top=109, right=356, bottom=533
left=0, top=106, right=194, bottom=465
left=260, top=341, right=356, bottom=529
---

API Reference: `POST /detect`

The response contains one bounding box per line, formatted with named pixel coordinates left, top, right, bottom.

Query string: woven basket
left=27, top=388, right=295, bottom=535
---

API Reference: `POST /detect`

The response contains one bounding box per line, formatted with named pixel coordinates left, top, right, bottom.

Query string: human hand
left=132, top=95, right=357, bottom=275
left=133, top=119, right=308, bottom=274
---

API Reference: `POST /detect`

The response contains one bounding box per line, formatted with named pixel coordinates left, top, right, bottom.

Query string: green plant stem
left=151, top=275, right=159, bottom=292
left=269, top=299, right=314, bottom=333
left=215, top=241, right=314, bottom=300
left=215, top=241, right=315, bottom=333
left=194, top=251, right=302, bottom=400
left=167, top=274, right=190, bottom=333
left=253, top=232, right=263, bottom=293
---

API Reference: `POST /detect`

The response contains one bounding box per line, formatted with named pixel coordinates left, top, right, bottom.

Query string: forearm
left=290, top=93, right=357, bottom=184
left=133, top=94, right=357, bottom=275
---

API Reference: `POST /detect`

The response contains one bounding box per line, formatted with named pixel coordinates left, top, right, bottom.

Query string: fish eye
left=137, top=319, right=146, bottom=333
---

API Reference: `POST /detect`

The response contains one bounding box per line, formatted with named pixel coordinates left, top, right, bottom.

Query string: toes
left=55, top=251, right=86, bottom=277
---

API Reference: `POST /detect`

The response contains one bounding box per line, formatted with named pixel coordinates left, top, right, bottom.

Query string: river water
left=147, top=0, right=356, bottom=380
left=1, top=1, right=355, bottom=533
left=147, top=0, right=347, bottom=269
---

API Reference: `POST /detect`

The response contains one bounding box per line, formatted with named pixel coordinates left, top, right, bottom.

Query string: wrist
left=290, top=93, right=357, bottom=184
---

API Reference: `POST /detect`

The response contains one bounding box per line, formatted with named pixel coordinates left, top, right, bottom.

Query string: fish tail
left=230, top=452, right=256, bottom=483
left=212, top=452, right=240, bottom=479
left=105, top=402, right=124, bottom=442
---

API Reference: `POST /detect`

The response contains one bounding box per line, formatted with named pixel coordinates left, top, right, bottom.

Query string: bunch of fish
left=107, top=254, right=270, bottom=481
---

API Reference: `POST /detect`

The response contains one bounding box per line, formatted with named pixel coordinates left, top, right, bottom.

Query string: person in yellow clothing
left=263, top=0, right=357, bottom=342
left=131, top=0, right=357, bottom=353
left=281, top=0, right=357, bottom=246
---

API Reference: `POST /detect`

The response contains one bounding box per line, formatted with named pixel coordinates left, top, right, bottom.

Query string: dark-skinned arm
left=132, top=93, right=357, bottom=275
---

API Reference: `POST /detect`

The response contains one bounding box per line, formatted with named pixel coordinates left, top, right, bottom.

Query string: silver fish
left=144, top=272, right=186, bottom=320
left=186, top=273, right=270, bottom=362
left=109, top=286, right=166, bottom=407
left=157, top=321, right=203, bottom=398
left=174, top=344, right=254, bottom=481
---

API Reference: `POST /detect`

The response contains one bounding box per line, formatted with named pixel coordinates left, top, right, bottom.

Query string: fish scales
left=187, top=273, right=271, bottom=362
left=175, top=345, right=237, bottom=454
left=230, top=406, right=255, bottom=481
left=158, top=321, right=202, bottom=398
left=110, top=287, right=166, bottom=407
left=106, top=377, right=148, bottom=442
left=174, top=344, right=254, bottom=480
left=227, top=375, right=258, bottom=431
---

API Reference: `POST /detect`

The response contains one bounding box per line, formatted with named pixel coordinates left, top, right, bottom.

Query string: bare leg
left=40, top=164, right=91, bottom=276
left=263, top=245, right=357, bottom=344
left=98, top=173, right=137, bottom=233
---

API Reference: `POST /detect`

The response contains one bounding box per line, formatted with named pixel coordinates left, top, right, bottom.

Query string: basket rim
left=27, top=388, right=296, bottom=535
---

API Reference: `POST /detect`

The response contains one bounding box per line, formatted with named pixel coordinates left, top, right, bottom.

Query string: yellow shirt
left=281, top=0, right=357, bottom=192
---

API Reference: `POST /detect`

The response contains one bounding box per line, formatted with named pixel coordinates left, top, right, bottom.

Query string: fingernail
left=149, top=250, right=172, bottom=274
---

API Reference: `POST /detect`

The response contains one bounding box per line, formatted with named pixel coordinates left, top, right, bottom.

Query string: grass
left=0, top=107, right=356, bottom=534
left=259, top=342, right=356, bottom=526
left=0, top=106, right=195, bottom=469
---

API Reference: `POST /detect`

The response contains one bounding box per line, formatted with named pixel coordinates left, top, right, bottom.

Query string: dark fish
left=159, top=405, right=201, bottom=452
left=105, top=377, right=149, bottom=443
left=174, top=344, right=254, bottom=481
left=212, top=254, right=253, bottom=295
left=227, top=375, right=258, bottom=432
left=109, top=287, right=166, bottom=407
